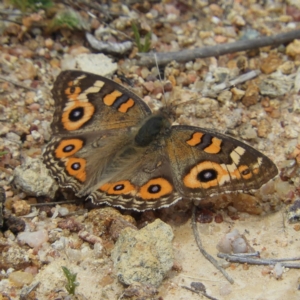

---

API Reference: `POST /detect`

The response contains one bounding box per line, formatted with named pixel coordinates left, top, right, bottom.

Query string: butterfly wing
left=89, top=124, right=278, bottom=210
left=164, top=125, right=278, bottom=199
left=89, top=141, right=181, bottom=211
left=50, top=70, right=152, bottom=135
left=43, top=71, right=152, bottom=196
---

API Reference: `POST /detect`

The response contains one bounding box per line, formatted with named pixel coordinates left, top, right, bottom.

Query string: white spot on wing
left=253, top=157, right=263, bottom=169
left=76, top=93, right=88, bottom=101
left=218, top=174, right=231, bottom=185
left=230, top=146, right=246, bottom=165
left=222, top=163, right=235, bottom=173
left=94, top=80, right=105, bottom=88
left=83, top=85, right=102, bottom=94
left=74, top=75, right=86, bottom=84
left=230, top=151, right=240, bottom=165
left=77, top=81, right=105, bottom=101
left=235, top=146, right=245, bottom=156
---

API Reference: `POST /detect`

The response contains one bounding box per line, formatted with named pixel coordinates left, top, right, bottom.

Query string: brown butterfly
left=43, top=70, right=278, bottom=211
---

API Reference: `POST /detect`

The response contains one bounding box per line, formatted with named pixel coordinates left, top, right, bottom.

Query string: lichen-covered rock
left=111, top=219, right=174, bottom=287
left=0, top=238, right=31, bottom=270
left=13, top=157, right=58, bottom=199
left=12, top=200, right=31, bottom=216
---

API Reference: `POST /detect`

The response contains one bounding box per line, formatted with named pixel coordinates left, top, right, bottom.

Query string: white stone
left=61, top=53, right=117, bottom=77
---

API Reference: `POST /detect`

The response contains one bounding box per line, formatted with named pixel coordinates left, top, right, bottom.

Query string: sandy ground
left=165, top=210, right=299, bottom=300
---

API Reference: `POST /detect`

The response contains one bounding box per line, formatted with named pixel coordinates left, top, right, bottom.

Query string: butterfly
left=43, top=70, right=278, bottom=211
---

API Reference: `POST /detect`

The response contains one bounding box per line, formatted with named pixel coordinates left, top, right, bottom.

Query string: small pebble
left=18, top=229, right=49, bottom=248
left=94, top=242, right=104, bottom=258
left=44, top=38, right=54, bottom=49
left=9, top=270, right=34, bottom=287
left=219, top=283, right=232, bottom=296
left=273, top=263, right=284, bottom=279
left=286, top=39, right=300, bottom=57
left=242, top=83, right=259, bottom=107
left=6, top=132, right=21, bottom=142
left=12, top=200, right=31, bottom=216
left=217, top=229, right=254, bottom=254
left=58, top=206, right=69, bottom=216
left=51, top=237, right=66, bottom=250
left=231, top=15, right=246, bottom=26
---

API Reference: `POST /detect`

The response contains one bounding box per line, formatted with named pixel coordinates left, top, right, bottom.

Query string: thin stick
left=30, top=200, right=76, bottom=207
left=218, top=253, right=300, bottom=268
left=20, top=282, right=40, bottom=300
left=230, top=251, right=260, bottom=257
left=0, top=76, right=36, bottom=91
left=181, top=285, right=219, bottom=300
left=154, top=53, right=167, bottom=107
left=191, top=205, right=234, bottom=284
left=202, top=69, right=261, bottom=97
left=210, top=70, right=261, bottom=94
left=0, top=18, right=23, bottom=25
left=137, top=29, right=300, bottom=66
left=0, top=9, right=31, bottom=16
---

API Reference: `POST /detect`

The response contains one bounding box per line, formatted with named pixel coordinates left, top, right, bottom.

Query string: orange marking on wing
left=65, top=86, right=82, bottom=101
left=238, top=165, right=252, bottom=179
left=103, top=90, right=122, bottom=106
left=186, top=132, right=204, bottom=146
left=231, top=168, right=242, bottom=180
left=204, top=137, right=222, bottom=154
left=65, top=158, right=86, bottom=182
left=118, top=98, right=135, bottom=113
left=55, top=139, right=83, bottom=158
left=138, top=178, right=173, bottom=200
left=183, top=161, right=228, bottom=189
left=62, top=101, right=95, bottom=131
left=99, top=180, right=135, bottom=195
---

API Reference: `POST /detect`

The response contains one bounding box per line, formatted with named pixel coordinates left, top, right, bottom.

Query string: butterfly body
left=43, top=70, right=278, bottom=211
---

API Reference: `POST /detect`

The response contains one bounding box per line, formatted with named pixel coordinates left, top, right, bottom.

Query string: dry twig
left=20, top=282, right=40, bottom=300
left=137, top=29, right=300, bottom=66
left=191, top=205, right=234, bottom=284
left=202, top=69, right=261, bottom=97
left=30, top=200, right=77, bottom=206
left=181, top=285, right=219, bottom=300
left=218, top=253, right=300, bottom=268
left=0, top=75, right=37, bottom=91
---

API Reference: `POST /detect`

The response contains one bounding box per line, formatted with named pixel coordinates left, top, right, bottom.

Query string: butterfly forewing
left=50, top=70, right=152, bottom=135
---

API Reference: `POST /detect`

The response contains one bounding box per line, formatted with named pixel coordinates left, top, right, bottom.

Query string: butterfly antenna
left=154, top=53, right=167, bottom=108
left=172, top=97, right=198, bottom=109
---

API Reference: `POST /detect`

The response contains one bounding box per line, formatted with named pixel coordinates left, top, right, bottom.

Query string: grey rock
left=13, top=157, right=58, bottom=198
left=259, top=72, right=293, bottom=98
left=6, top=132, right=21, bottom=142
left=111, top=219, right=174, bottom=287
left=239, top=123, right=257, bottom=140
